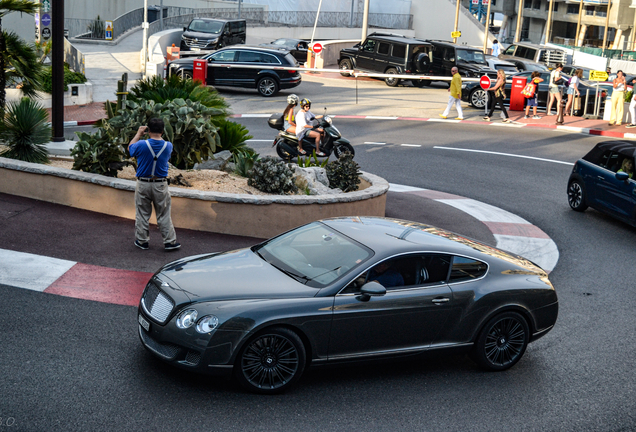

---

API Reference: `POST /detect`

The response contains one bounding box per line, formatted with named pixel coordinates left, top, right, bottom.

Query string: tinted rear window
left=283, top=53, right=297, bottom=66
left=392, top=44, right=406, bottom=59
left=377, top=42, right=390, bottom=55
left=449, top=256, right=487, bottom=283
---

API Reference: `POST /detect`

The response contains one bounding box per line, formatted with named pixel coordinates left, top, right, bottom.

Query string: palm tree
left=0, top=0, right=39, bottom=111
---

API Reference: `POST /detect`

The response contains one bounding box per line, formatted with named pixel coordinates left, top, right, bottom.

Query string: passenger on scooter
left=283, top=94, right=302, bottom=154
left=296, top=98, right=326, bottom=157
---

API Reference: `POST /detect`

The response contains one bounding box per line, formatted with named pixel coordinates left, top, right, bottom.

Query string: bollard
left=556, top=88, right=565, bottom=125
left=583, top=89, right=589, bottom=117
left=116, top=73, right=128, bottom=112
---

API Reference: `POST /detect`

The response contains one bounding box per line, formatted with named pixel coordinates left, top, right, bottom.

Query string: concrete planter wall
left=0, top=158, right=389, bottom=239
left=6, top=83, right=93, bottom=109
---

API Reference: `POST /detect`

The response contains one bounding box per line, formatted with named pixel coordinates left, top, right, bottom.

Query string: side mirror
left=354, top=43, right=361, bottom=49
left=359, top=281, right=386, bottom=300
left=616, top=171, right=630, bottom=181
left=183, top=27, right=187, bottom=31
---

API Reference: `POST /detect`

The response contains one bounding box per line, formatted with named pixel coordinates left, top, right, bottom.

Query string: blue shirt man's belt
left=137, top=177, right=167, bottom=182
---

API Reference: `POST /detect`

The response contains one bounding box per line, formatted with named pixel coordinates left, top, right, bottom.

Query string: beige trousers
left=610, top=91, right=624, bottom=125
left=135, top=180, right=177, bottom=244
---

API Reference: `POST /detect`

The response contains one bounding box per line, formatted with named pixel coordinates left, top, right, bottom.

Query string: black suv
left=167, top=46, right=301, bottom=97
left=425, top=40, right=497, bottom=84
left=338, top=33, right=433, bottom=87
left=180, top=18, right=246, bottom=52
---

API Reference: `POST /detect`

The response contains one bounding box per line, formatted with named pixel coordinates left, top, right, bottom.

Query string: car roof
left=220, top=45, right=288, bottom=55
left=509, top=42, right=561, bottom=50
left=367, top=32, right=432, bottom=46
left=585, top=140, right=636, bottom=161
left=427, top=40, right=484, bottom=51
left=190, top=17, right=244, bottom=23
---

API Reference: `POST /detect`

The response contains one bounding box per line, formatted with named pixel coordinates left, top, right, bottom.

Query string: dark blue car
left=568, top=141, right=636, bottom=225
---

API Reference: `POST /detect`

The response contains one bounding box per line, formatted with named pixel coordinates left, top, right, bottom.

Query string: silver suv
left=499, top=42, right=566, bottom=69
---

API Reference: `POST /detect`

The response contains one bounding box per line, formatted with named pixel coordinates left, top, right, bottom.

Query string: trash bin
left=510, top=76, right=527, bottom=111
left=147, top=6, right=168, bottom=23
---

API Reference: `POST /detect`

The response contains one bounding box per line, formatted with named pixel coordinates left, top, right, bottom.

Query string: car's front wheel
left=385, top=68, right=400, bottom=87
left=180, top=70, right=193, bottom=80
left=234, top=327, right=306, bottom=394
left=339, top=59, right=353, bottom=77
left=257, top=76, right=279, bottom=97
left=470, top=311, right=529, bottom=371
left=470, top=88, right=487, bottom=108
left=568, top=179, right=588, bottom=212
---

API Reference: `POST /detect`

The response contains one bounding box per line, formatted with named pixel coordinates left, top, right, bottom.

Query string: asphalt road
left=2, top=118, right=636, bottom=430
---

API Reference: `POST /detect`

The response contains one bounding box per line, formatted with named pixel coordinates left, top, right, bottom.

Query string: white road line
left=246, top=139, right=273, bottom=142
left=434, top=146, right=574, bottom=166
left=428, top=118, right=461, bottom=123
left=401, top=144, right=421, bottom=147
left=437, top=198, right=529, bottom=224
left=363, top=142, right=386, bottom=145
left=489, top=122, right=525, bottom=128
left=239, top=114, right=272, bottom=118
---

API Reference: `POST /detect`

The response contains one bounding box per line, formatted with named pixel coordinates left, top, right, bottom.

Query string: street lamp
left=142, top=0, right=148, bottom=77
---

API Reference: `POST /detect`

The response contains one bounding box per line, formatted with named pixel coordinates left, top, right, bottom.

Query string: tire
left=412, top=79, right=431, bottom=87
left=276, top=142, right=293, bottom=162
left=384, top=68, right=400, bottom=87
left=470, top=312, right=530, bottom=371
left=412, top=52, right=430, bottom=74
left=234, top=327, right=306, bottom=394
left=470, top=88, right=487, bottom=108
left=568, top=179, right=588, bottom=212
left=334, top=143, right=355, bottom=159
left=257, top=76, right=279, bottom=97
left=180, top=70, right=193, bottom=80
left=339, top=59, right=353, bottom=77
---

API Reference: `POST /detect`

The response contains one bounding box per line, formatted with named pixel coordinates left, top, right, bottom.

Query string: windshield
left=187, top=19, right=224, bottom=34
left=253, top=222, right=372, bottom=287
left=457, top=49, right=486, bottom=65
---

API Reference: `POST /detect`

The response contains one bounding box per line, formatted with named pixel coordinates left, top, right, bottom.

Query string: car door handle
left=432, top=298, right=450, bottom=304
left=597, top=176, right=606, bottom=181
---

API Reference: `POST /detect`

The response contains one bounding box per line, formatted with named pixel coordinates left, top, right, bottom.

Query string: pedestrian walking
left=128, top=118, right=180, bottom=251
left=523, top=71, right=543, bottom=119
left=609, top=70, right=626, bottom=126
left=627, top=77, right=636, bottom=128
left=440, top=66, right=463, bottom=120
left=565, top=68, right=582, bottom=116
left=484, top=69, right=509, bottom=122
left=546, top=63, right=564, bottom=116
left=491, top=39, right=500, bottom=57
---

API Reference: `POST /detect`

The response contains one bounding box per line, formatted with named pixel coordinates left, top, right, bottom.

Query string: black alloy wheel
left=235, top=327, right=306, bottom=394
left=334, top=143, right=355, bottom=159
left=384, top=68, right=400, bottom=87
left=257, top=77, right=279, bottom=97
left=470, top=312, right=529, bottom=371
left=470, top=88, right=487, bottom=108
left=339, top=59, right=353, bottom=77
left=181, top=70, right=193, bottom=80
left=276, top=142, right=293, bottom=162
left=568, top=180, right=588, bottom=212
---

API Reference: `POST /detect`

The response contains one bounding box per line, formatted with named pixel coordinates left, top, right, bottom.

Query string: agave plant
left=215, top=118, right=253, bottom=157
left=0, top=97, right=50, bottom=163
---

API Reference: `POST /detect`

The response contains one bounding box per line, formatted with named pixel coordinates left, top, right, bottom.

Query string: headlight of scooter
left=324, top=116, right=332, bottom=126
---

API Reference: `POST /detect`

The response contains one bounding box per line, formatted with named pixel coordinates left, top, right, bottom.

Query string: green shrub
left=0, top=98, right=50, bottom=163
left=626, top=90, right=633, bottom=103
left=216, top=118, right=253, bottom=158
left=326, top=152, right=361, bottom=192
left=248, top=156, right=297, bottom=194
left=234, top=149, right=259, bottom=177
left=40, top=64, right=87, bottom=94
left=71, top=129, right=133, bottom=177
left=297, top=150, right=328, bottom=168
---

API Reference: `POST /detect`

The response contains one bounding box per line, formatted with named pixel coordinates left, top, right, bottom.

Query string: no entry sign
left=312, top=43, right=323, bottom=54
left=480, top=75, right=491, bottom=90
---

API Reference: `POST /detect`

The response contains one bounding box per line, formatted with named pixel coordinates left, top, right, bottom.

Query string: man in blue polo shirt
left=128, top=118, right=180, bottom=251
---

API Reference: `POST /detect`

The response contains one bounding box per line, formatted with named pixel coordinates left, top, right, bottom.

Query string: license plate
left=138, top=314, right=150, bottom=331
left=191, top=47, right=200, bottom=52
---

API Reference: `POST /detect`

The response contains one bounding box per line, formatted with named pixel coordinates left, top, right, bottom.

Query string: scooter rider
left=296, top=98, right=326, bottom=157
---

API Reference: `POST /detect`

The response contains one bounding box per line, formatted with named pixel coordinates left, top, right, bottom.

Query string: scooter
left=268, top=108, right=355, bottom=161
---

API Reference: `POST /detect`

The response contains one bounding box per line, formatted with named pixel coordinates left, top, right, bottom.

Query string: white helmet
left=287, top=94, right=299, bottom=105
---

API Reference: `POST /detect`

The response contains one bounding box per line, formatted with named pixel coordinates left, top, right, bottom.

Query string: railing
left=113, top=8, right=145, bottom=40
left=64, top=38, right=85, bottom=74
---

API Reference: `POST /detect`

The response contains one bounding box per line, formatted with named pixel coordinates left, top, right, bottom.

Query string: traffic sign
left=480, top=75, right=491, bottom=90
left=451, top=31, right=462, bottom=38
left=589, top=70, right=609, bottom=81
left=311, top=43, right=323, bottom=54
left=482, top=0, right=489, bottom=4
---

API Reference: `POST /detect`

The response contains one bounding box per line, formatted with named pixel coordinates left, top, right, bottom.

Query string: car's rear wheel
left=470, top=312, right=529, bottom=371
left=470, top=88, right=487, bottom=108
left=385, top=68, right=400, bottom=87
left=339, top=59, right=353, bottom=77
left=568, top=179, right=588, bottom=212
left=257, top=76, right=279, bottom=97
left=180, top=70, right=193, bottom=80
left=235, top=327, right=306, bottom=394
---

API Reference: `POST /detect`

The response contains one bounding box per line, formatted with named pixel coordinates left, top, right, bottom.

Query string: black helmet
left=300, top=98, right=311, bottom=108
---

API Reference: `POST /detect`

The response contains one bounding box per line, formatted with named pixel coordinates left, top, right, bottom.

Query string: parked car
left=499, top=42, right=566, bottom=69
left=425, top=40, right=498, bottom=84
left=508, top=58, right=550, bottom=72
left=167, top=46, right=301, bottom=97
left=259, top=38, right=308, bottom=63
left=485, top=55, right=519, bottom=74
left=137, top=217, right=558, bottom=394
left=338, top=33, right=433, bottom=87
left=568, top=140, right=636, bottom=226
left=461, top=70, right=607, bottom=115
left=180, top=18, right=246, bottom=52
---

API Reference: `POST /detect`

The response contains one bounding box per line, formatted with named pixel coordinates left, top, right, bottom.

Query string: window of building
left=596, top=7, right=607, bottom=17
left=567, top=4, right=579, bottom=14
left=545, top=1, right=558, bottom=11
left=585, top=6, right=594, bottom=15
left=524, top=0, right=532, bottom=9
left=533, top=0, right=541, bottom=10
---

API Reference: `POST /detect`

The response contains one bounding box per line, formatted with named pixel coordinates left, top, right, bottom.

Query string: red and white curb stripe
left=230, top=114, right=636, bottom=140
left=389, top=184, right=559, bottom=273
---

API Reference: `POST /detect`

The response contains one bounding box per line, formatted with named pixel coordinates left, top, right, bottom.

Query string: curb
left=0, top=184, right=558, bottom=307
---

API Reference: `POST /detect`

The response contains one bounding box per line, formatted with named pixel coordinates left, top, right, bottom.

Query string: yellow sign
left=589, top=70, right=609, bottom=81
left=105, top=20, right=113, bottom=41
left=451, top=31, right=462, bottom=38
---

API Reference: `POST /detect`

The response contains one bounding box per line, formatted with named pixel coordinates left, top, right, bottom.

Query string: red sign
left=312, top=43, right=323, bottom=54
left=479, top=75, right=491, bottom=90
left=482, top=0, right=489, bottom=4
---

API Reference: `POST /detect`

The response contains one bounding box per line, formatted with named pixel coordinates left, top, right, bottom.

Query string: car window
left=457, top=49, right=486, bottom=64
left=449, top=256, right=487, bottom=283
left=283, top=53, right=297, bottom=66
left=443, top=48, right=455, bottom=61
left=210, top=50, right=236, bottom=62
left=525, top=48, right=537, bottom=60
left=361, top=39, right=377, bottom=52
left=392, top=44, right=406, bottom=59
left=237, top=51, right=263, bottom=62
left=298, top=41, right=308, bottom=50
left=341, top=253, right=451, bottom=294
left=377, top=42, right=390, bottom=56
left=598, top=151, right=621, bottom=171
left=504, top=45, right=516, bottom=55
left=188, top=19, right=223, bottom=34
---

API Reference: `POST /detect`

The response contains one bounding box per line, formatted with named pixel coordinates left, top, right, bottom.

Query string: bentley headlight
left=176, top=309, right=198, bottom=329
left=196, top=315, right=219, bottom=333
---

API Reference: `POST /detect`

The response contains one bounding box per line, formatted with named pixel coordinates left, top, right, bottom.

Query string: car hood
left=157, top=249, right=319, bottom=303
left=458, top=61, right=495, bottom=73
left=183, top=30, right=220, bottom=39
